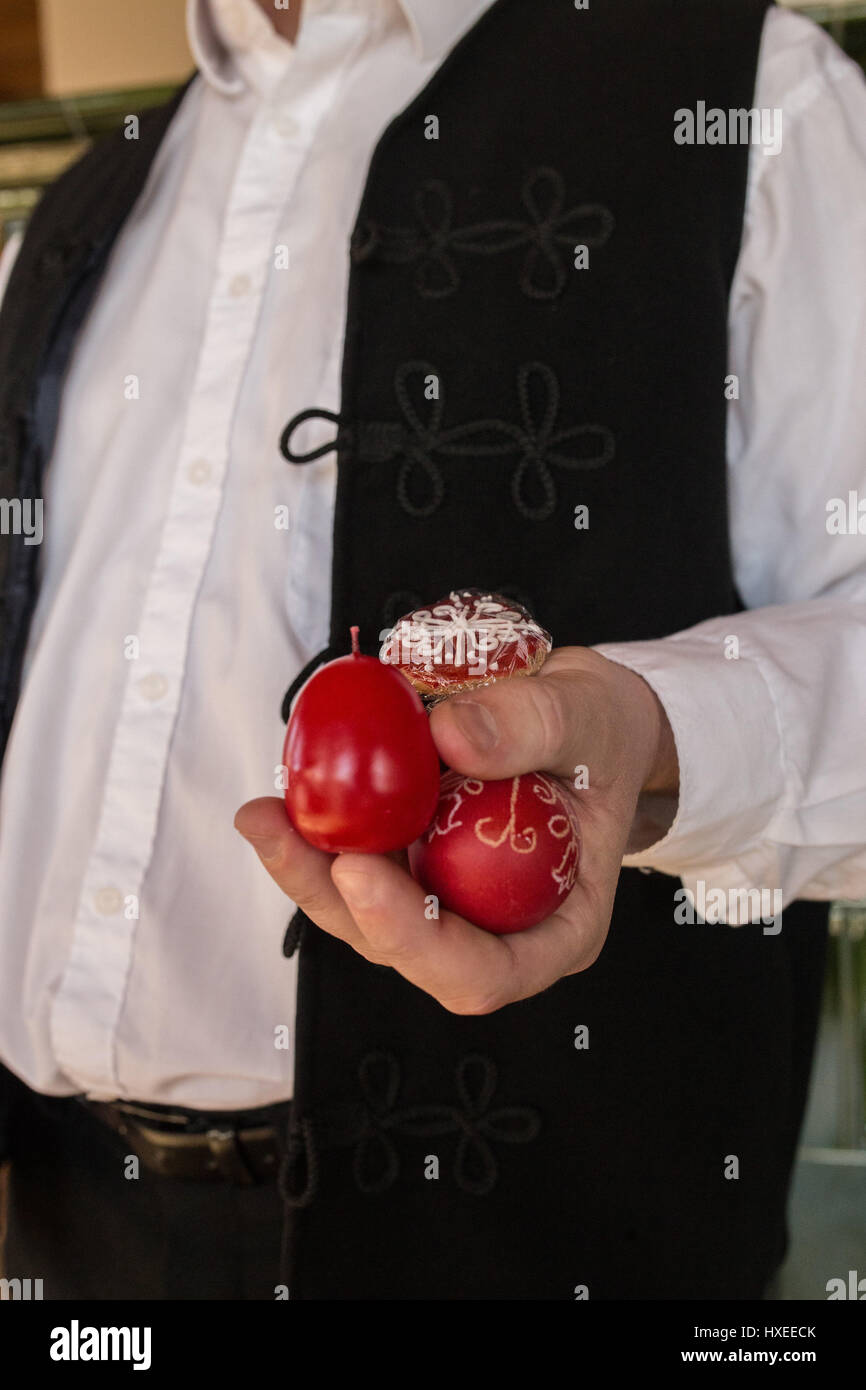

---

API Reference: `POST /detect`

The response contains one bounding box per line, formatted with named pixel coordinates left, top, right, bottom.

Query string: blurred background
left=0, top=0, right=863, bottom=1298
left=0, top=0, right=191, bottom=245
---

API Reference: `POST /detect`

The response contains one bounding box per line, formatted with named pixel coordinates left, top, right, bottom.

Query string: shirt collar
left=187, top=0, right=496, bottom=95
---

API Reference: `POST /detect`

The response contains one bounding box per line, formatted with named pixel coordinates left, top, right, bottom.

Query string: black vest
left=0, top=0, right=828, bottom=1299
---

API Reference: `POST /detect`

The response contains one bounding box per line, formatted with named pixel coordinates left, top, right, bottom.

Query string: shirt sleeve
left=592, top=9, right=866, bottom=919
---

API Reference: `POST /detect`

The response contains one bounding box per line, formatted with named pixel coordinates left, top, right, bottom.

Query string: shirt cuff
left=591, top=632, right=786, bottom=875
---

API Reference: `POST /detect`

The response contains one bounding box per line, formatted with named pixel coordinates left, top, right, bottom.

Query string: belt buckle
left=82, top=1098, right=282, bottom=1185
left=203, top=1127, right=259, bottom=1186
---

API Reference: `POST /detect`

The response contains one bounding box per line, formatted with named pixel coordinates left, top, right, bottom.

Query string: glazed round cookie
left=380, top=589, right=552, bottom=699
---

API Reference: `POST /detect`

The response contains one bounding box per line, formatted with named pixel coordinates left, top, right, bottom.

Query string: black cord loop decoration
left=282, top=908, right=308, bottom=959
left=280, top=407, right=346, bottom=464
left=279, top=361, right=614, bottom=523
left=349, top=1051, right=541, bottom=1197
left=278, top=1114, right=319, bottom=1209
left=385, top=359, right=614, bottom=522
left=275, top=1049, right=540, bottom=1223
left=350, top=166, right=614, bottom=300
left=511, top=361, right=616, bottom=520
left=392, top=359, right=519, bottom=518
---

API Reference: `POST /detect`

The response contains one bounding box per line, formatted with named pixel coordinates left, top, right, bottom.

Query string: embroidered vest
left=0, top=0, right=828, bottom=1299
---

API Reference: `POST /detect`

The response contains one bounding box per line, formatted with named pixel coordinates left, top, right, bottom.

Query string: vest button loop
left=282, top=909, right=307, bottom=959
left=280, top=408, right=346, bottom=465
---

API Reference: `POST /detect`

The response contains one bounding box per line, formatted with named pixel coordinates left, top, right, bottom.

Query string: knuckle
left=439, top=938, right=524, bottom=1015
left=361, top=934, right=422, bottom=971
left=364, top=943, right=404, bottom=968
left=527, top=675, right=570, bottom=762
left=351, top=941, right=389, bottom=968
left=565, top=937, right=605, bottom=976
left=293, top=877, right=344, bottom=926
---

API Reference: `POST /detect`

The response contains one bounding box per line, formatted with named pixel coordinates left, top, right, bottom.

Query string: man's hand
left=234, top=647, right=678, bottom=1014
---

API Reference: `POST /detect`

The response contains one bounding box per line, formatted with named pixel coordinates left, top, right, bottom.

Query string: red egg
left=283, top=629, right=440, bottom=853
left=408, top=770, right=581, bottom=933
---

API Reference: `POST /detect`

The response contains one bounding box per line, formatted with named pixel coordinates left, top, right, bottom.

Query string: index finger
left=330, top=850, right=601, bottom=1014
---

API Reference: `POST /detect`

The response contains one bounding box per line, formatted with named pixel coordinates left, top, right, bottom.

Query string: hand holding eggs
left=282, top=594, right=581, bottom=931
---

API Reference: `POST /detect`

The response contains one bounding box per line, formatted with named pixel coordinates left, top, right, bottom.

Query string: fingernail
left=237, top=831, right=282, bottom=862
left=334, top=868, right=376, bottom=910
left=450, top=699, right=498, bottom=753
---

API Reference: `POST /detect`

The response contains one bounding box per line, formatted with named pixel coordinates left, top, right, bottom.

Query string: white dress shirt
left=0, top=0, right=864, bottom=1109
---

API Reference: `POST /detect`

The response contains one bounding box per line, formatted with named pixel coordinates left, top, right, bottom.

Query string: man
left=0, top=0, right=864, bottom=1300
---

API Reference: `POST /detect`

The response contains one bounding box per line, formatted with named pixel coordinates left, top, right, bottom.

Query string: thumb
left=429, top=649, right=614, bottom=784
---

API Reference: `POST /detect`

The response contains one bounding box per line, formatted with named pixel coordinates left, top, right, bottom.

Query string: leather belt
left=79, top=1098, right=290, bottom=1187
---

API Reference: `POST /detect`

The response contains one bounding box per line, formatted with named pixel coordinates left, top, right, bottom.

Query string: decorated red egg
left=284, top=628, right=440, bottom=854
left=380, top=589, right=551, bottom=701
left=408, top=770, right=580, bottom=933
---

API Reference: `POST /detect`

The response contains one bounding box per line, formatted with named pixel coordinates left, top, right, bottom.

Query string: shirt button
left=94, top=886, right=123, bottom=915
left=273, top=112, right=300, bottom=139
left=229, top=273, right=251, bottom=298
left=138, top=673, right=169, bottom=702
left=187, top=458, right=212, bottom=485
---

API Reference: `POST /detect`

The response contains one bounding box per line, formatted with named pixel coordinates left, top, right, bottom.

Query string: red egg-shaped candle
left=409, top=770, right=581, bottom=933
left=284, top=628, right=440, bottom=853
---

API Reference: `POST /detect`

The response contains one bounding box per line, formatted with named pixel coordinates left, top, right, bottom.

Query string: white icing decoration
left=426, top=772, right=579, bottom=897
left=533, top=774, right=580, bottom=895
left=380, top=591, right=550, bottom=674
left=474, top=776, right=536, bottom=854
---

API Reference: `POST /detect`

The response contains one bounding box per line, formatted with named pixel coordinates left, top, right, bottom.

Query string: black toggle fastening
left=280, top=407, right=346, bottom=464
left=282, top=908, right=308, bottom=959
